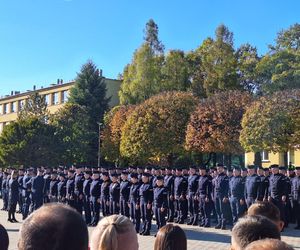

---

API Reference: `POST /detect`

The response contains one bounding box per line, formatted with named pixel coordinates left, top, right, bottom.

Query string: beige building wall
left=245, top=149, right=300, bottom=167
left=0, top=78, right=121, bottom=133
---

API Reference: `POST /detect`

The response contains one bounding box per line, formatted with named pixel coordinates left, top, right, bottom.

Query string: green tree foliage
left=120, top=92, right=197, bottom=166
left=256, top=23, right=300, bottom=94
left=0, top=118, right=59, bottom=167
left=186, top=91, right=252, bottom=155
left=68, top=60, right=110, bottom=164
left=18, top=91, right=50, bottom=122
left=101, top=105, right=135, bottom=165
left=50, top=103, right=94, bottom=165
left=161, top=50, right=191, bottom=91
left=119, top=44, right=164, bottom=104
left=240, top=89, right=300, bottom=153
left=193, top=25, right=240, bottom=96
left=236, top=43, right=260, bottom=93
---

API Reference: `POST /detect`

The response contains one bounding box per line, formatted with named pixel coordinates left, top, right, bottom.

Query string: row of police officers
left=0, top=163, right=299, bottom=234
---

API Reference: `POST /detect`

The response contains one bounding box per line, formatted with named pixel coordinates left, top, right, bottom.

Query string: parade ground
left=1, top=201, right=299, bottom=250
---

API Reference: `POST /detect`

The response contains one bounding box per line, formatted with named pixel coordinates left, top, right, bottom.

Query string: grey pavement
left=0, top=200, right=299, bottom=250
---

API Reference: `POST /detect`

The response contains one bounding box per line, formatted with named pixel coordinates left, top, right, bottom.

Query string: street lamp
left=97, top=122, right=103, bottom=168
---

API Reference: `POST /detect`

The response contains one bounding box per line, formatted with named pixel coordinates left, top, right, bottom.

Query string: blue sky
left=0, top=0, right=299, bottom=96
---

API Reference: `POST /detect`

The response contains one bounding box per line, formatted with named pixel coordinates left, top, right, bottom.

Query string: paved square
left=0, top=201, right=299, bottom=250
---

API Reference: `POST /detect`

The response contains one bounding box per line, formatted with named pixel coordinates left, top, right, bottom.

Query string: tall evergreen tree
left=69, top=61, right=110, bottom=164
left=144, top=19, right=165, bottom=54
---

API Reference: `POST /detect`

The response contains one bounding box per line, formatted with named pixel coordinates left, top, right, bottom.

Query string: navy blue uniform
left=291, top=175, right=300, bottom=228
left=8, top=178, right=19, bottom=221
left=139, top=182, right=153, bottom=234
left=258, top=175, right=269, bottom=201
left=49, top=179, right=59, bottom=202
left=30, top=175, right=45, bottom=211
left=90, top=178, right=102, bottom=225
left=244, top=174, right=261, bottom=208
left=120, top=180, right=131, bottom=217
left=164, top=174, right=175, bottom=221
left=57, top=180, right=66, bottom=203
left=129, top=182, right=141, bottom=233
left=101, top=180, right=111, bottom=216
left=187, top=174, right=199, bottom=225
left=1, top=176, right=8, bottom=210
left=17, top=175, right=24, bottom=212
left=269, top=173, right=288, bottom=222
left=229, top=176, right=246, bottom=223
left=153, top=186, right=168, bottom=229
left=74, top=173, right=84, bottom=214
left=213, top=172, right=229, bottom=228
left=21, top=174, right=31, bottom=219
left=197, top=175, right=213, bottom=227
left=109, top=182, right=120, bottom=214
left=174, top=175, right=188, bottom=223
left=66, top=176, right=75, bottom=208
left=83, top=178, right=92, bottom=224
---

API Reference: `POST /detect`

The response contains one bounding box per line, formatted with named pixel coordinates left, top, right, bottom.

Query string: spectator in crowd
left=18, top=203, right=88, bottom=250
left=154, top=224, right=187, bottom=250
left=90, top=214, right=138, bottom=250
left=247, top=201, right=285, bottom=232
left=245, top=239, right=295, bottom=250
left=231, top=215, right=281, bottom=250
left=0, top=224, right=9, bottom=250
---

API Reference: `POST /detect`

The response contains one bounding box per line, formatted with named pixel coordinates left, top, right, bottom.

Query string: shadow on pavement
left=182, top=228, right=231, bottom=243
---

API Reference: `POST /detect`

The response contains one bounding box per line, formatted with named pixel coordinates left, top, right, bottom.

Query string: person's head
left=90, top=215, right=138, bottom=250
left=92, top=172, right=100, bottom=180
left=18, top=203, right=88, bottom=250
left=295, top=166, right=300, bottom=176
left=102, top=173, right=109, bottom=181
left=216, top=163, right=224, bottom=174
left=247, top=166, right=256, bottom=175
left=121, top=172, right=128, bottom=181
left=51, top=172, right=57, bottom=180
left=271, top=165, right=279, bottom=174
left=176, top=168, right=183, bottom=176
left=156, top=176, right=164, bottom=187
left=84, top=171, right=91, bottom=180
left=233, top=168, right=241, bottom=177
left=247, top=202, right=284, bottom=231
left=0, top=224, right=9, bottom=250
left=68, top=170, right=75, bottom=178
left=231, top=215, right=281, bottom=250
left=257, top=167, right=263, bottom=176
left=154, top=224, right=187, bottom=250
left=199, top=166, right=207, bottom=176
left=189, top=167, right=196, bottom=175
left=11, top=170, right=18, bottom=179
left=75, top=166, right=83, bottom=175
left=142, top=173, right=150, bottom=183
left=111, top=174, right=118, bottom=183
left=245, top=239, right=294, bottom=250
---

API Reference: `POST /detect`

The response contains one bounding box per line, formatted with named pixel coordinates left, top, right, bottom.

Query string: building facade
left=0, top=78, right=121, bottom=133
left=245, top=149, right=300, bottom=167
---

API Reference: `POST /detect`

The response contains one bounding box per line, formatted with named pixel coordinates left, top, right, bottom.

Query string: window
left=11, top=102, right=17, bottom=113
left=45, top=95, right=50, bottom=105
left=261, top=150, right=269, bottom=161
left=288, top=150, right=295, bottom=165
left=52, top=92, right=59, bottom=105
left=3, top=103, right=8, bottom=114
left=18, top=100, right=25, bottom=110
left=61, top=90, right=69, bottom=103
left=0, top=104, right=2, bottom=115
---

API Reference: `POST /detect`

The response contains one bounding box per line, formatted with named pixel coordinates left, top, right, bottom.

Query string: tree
left=120, top=92, right=197, bottom=166
left=240, top=90, right=300, bottom=156
left=18, top=91, right=50, bottom=122
left=185, top=91, right=252, bottom=166
left=195, top=25, right=240, bottom=96
left=101, top=105, right=135, bottom=166
left=119, top=43, right=164, bottom=104
left=68, top=60, right=110, bottom=164
left=256, top=23, right=300, bottom=94
left=50, top=103, right=94, bottom=165
left=236, top=43, right=261, bottom=93
left=0, top=118, right=59, bottom=167
left=144, top=19, right=164, bottom=54
left=161, top=50, right=191, bottom=91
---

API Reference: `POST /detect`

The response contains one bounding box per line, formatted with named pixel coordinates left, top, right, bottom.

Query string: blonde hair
left=90, top=215, right=135, bottom=250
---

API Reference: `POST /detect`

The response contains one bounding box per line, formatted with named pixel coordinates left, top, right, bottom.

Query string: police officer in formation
left=1, top=163, right=300, bottom=234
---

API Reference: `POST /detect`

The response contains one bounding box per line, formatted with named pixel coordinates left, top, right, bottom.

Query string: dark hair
left=18, top=204, right=88, bottom=250
left=247, top=202, right=281, bottom=222
left=0, top=224, right=9, bottom=250
left=154, top=224, right=187, bottom=250
left=232, top=215, right=281, bottom=250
